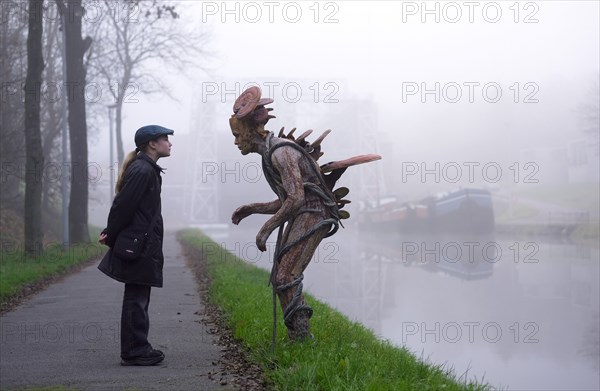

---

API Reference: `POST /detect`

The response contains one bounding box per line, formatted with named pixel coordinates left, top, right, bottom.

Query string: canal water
left=209, top=224, right=599, bottom=390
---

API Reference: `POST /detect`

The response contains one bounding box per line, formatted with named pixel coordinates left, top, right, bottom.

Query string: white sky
left=90, top=0, right=599, bottom=172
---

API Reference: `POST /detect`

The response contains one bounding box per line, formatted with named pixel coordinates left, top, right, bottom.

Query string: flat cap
left=134, top=125, right=174, bottom=147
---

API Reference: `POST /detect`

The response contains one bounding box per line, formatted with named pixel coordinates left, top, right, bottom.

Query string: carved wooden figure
left=229, top=86, right=381, bottom=341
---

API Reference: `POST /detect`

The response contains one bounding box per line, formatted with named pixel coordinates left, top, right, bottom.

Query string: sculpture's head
left=229, top=115, right=260, bottom=155
left=229, top=86, right=275, bottom=155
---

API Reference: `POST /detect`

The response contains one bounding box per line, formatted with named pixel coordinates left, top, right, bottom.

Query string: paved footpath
left=0, top=232, right=229, bottom=390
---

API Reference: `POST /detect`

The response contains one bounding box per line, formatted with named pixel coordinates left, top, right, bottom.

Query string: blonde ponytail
left=115, top=149, right=139, bottom=194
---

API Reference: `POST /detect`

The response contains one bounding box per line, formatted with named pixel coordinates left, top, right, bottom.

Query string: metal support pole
left=108, top=105, right=115, bottom=197
left=60, top=9, right=69, bottom=249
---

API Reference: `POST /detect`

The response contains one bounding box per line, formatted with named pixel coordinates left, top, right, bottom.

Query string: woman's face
left=150, top=135, right=172, bottom=158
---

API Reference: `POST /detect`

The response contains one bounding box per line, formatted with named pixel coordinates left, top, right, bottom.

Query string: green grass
left=493, top=184, right=600, bottom=240
left=573, top=222, right=600, bottom=241
left=514, top=183, right=600, bottom=216
left=178, top=228, right=489, bottom=391
left=495, top=202, right=539, bottom=222
left=0, top=227, right=104, bottom=301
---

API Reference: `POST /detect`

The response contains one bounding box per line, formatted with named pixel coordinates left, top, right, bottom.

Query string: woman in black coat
left=98, top=125, right=173, bottom=366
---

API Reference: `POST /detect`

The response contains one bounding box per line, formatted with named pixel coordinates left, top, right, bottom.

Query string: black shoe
left=120, top=349, right=165, bottom=366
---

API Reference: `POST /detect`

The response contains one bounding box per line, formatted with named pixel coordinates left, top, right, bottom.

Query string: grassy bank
left=0, top=227, right=104, bottom=303
left=178, top=228, right=488, bottom=391
left=513, top=183, right=599, bottom=215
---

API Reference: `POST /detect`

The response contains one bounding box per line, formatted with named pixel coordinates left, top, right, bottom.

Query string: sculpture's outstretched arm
left=256, top=146, right=305, bottom=251
left=232, top=199, right=282, bottom=225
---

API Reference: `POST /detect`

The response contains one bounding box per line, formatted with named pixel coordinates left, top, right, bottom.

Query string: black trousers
left=121, top=283, right=152, bottom=359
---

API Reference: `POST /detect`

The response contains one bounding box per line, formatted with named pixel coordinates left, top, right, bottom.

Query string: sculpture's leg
left=276, top=218, right=330, bottom=340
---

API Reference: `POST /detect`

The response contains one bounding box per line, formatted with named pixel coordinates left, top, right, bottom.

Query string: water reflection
left=363, top=233, right=497, bottom=281
left=214, top=225, right=600, bottom=390
left=311, top=228, right=599, bottom=390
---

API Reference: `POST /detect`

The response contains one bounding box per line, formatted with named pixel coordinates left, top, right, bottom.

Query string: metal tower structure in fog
left=188, top=99, right=220, bottom=224
left=356, top=100, right=386, bottom=206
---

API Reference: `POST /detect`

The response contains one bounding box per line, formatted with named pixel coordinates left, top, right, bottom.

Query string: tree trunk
left=1, top=0, right=27, bottom=210
left=57, top=0, right=91, bottom=243
left=24, top=0, right=45, bottom=256
left=115, top=68, right=132, bottom=167
left=42, top=17, right=61, bottom=214
left=116, top=102, right=124, bottom=166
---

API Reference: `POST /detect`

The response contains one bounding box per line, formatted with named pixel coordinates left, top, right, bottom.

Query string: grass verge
left=178, top=228, right=489, bottom=391
left=494, top=202, right=539, bottom=222
left=0, top=227, right=105, bottom=310
left=513, top=183, right=599, bottom=214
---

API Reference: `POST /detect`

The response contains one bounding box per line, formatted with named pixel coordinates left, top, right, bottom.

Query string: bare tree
left=40, top=8, right=64, bottom=215
left=1, top=1, right=28, bottom=212
left=1, top=2, right=68, bottom=247
left=56, top=0, right=92, bottom=243
left=90, top=0, right=210, bottom=166
left=24, top=0, right=45, bottom=255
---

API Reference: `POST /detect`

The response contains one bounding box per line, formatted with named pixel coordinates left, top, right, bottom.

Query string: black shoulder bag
left=112, top=204, right=161, bottom=261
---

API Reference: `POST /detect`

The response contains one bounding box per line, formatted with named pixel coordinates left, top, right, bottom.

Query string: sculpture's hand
left=232, top=205, right=252, bottom=225
left=256, top=228, right=269, bottom=252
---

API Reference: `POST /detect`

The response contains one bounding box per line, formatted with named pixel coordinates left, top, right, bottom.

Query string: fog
left=89, top=1, right=599, bottom=227
left=85, top=2, right=599, bottom=389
